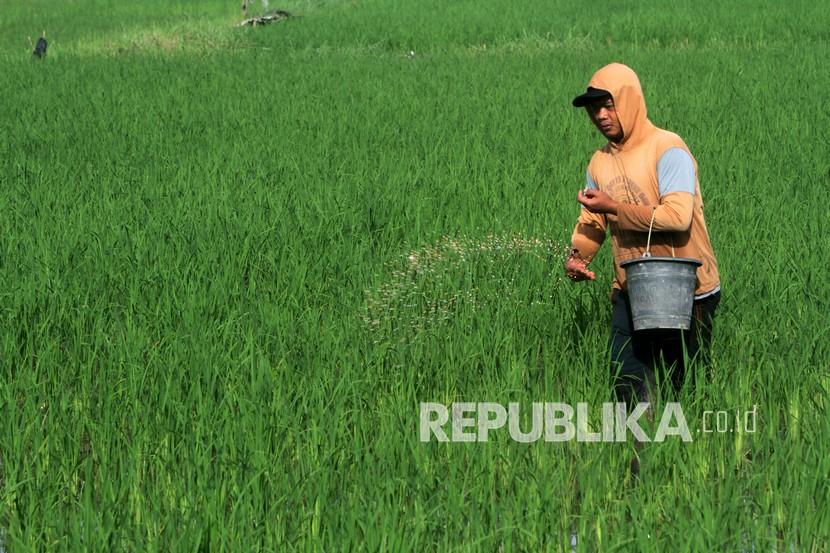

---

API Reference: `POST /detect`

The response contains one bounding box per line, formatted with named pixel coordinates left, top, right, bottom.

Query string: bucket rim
left=619, top=256, right=702, bottom=268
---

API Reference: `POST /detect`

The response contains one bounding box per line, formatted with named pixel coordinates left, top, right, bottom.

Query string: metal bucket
left=619, top=256, right=702, bottom=331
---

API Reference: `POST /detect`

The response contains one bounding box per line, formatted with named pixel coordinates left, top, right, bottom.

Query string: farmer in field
left=565, top=63, right=721, bottom=404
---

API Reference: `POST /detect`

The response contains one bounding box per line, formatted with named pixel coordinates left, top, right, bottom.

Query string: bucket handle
left=643, top=208, right=657, bottom=258
left=643, top=207, right=677, bottom=259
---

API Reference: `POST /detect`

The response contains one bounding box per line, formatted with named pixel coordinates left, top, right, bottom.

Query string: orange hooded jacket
left=571, top=63, right=720, bottom=297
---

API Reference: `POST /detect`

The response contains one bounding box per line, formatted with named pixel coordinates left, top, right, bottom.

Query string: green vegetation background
left=1, top=0, right=828, bottom=550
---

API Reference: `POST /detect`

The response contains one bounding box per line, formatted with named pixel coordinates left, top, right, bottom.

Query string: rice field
left=1, top=0, right=829, bottom=550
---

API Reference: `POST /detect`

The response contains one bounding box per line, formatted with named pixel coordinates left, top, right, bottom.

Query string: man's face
left=586, top=96, right=623, bottom=143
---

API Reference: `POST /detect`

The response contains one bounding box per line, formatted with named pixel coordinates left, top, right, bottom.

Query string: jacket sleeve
left=570, top=208, right=607, bottom=261
left=615, top=191, right=694, bottom=232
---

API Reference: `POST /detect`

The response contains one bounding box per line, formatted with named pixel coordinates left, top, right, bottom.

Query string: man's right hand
left=565, top=254, right=596, bottom=281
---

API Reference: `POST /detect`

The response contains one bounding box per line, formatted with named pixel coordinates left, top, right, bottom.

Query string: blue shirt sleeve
left=586, top=169, right=597, bottom=190
left=657, top=148, right=696, bottom=196
left=579, top=169, right=598, bottom=209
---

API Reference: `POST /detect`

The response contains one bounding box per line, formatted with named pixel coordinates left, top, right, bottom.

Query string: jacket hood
left=587, top=63, right=654, bottom=150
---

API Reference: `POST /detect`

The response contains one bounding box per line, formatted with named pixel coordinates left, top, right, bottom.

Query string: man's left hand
left=578, top=189, right=619, bottom=215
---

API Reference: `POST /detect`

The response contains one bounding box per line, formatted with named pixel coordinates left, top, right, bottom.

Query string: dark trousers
left=610, top=288, right=720, bottom=404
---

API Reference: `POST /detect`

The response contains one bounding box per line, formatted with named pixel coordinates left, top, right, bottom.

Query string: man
left=565, top=63, right=721, bottom=405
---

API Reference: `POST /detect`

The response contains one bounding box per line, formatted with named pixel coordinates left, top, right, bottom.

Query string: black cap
left=572, top=86, right=612, bottom=107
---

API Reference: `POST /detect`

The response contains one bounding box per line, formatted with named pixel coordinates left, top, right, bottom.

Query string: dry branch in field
left=237, top=10, right=291, bottom=27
